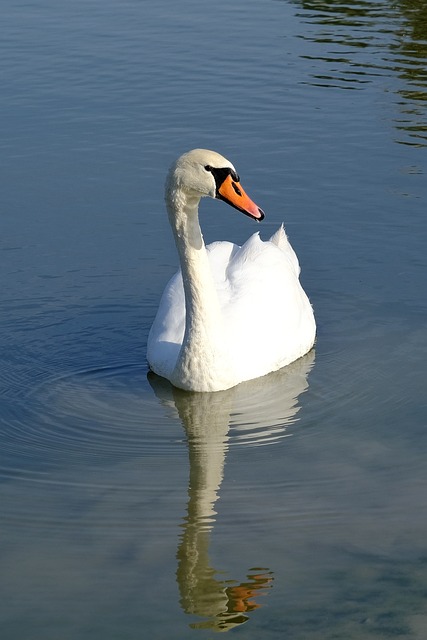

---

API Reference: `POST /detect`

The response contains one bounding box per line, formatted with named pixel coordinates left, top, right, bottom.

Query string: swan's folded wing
left=146, top=271, right=185, bottom=377
left=220, top=231, right=315, bottom=379
left=269, top=224, right=300, bottom=277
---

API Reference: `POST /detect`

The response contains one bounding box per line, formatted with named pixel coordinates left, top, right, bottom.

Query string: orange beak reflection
left=217, top=174, right=265, bottom=221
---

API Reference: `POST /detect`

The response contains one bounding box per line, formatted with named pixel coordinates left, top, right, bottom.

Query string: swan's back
left=147, top=226, right=315, bottom=384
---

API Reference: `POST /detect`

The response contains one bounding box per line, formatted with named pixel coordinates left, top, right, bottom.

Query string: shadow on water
left=288, top=0, right=427, bottom=146
left=148, top=351, right=315, bottom=631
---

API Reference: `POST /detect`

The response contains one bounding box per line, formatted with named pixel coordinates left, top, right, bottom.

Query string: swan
left=147, top=149, right=315, bottom=392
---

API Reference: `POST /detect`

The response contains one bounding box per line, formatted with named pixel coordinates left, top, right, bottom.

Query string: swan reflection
left=148, top=350, right=314, bottom=631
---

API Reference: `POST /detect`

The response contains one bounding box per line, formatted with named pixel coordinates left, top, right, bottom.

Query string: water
left=1, top=0, right=426, bottom=637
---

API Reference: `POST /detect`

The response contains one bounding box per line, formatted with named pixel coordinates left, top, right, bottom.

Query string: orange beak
left=217, top=174, right=265, bottom=221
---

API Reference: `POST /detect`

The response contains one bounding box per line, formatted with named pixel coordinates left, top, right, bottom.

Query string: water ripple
left=0, top=352, right=315, bottom=485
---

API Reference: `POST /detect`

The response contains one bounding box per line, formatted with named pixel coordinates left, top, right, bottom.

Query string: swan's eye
left=204, top=165, right=213, bottom=172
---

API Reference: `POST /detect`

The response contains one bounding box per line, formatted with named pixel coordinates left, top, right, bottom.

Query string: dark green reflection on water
left=392, top=1, right=427, bottom=143
left=291, top=0, right=427, bottom=145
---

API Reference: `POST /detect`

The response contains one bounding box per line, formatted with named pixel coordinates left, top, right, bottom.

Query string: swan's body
left=147, top=149, right=315, bottom=392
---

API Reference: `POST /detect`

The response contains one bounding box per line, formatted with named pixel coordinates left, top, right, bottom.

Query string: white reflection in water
left=149, top=351, right=314, bottom=631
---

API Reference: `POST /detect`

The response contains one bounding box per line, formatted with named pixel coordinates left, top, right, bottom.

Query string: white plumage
left=147, top=149, right=315, bottom=392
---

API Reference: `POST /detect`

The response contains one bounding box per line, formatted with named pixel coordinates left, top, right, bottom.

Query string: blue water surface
left=1, top=0, right=426, bottom=638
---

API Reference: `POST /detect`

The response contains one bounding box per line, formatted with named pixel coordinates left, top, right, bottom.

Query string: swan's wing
left=206, top=240, right=241, bottom=280
left=269, top=223, right=300, bottom=277
left=222, top=230, right=315, bottom=379
left=146, top=270, right=185, bottom=378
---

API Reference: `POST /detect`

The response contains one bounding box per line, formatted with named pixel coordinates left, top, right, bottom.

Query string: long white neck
left=166, top=186, right=234, bottom=392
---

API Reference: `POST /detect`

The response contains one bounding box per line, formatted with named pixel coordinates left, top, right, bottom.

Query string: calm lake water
left=1, top=0, right=427, bottom=638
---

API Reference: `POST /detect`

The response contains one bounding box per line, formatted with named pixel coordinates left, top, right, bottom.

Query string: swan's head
left=166, top=149, right=265, bottom=221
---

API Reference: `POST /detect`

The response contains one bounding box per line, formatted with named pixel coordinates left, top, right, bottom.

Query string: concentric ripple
left=0, top=350, right=316, bottom=483
left=18, top=363, right=182, bottom=462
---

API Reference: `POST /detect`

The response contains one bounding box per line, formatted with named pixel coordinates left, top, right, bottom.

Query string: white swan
left=147, top=149, right=316, bottom=392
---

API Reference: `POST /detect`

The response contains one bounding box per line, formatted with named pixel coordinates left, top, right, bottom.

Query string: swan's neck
left=166, top=188, right=233, bottom=391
